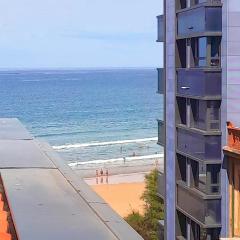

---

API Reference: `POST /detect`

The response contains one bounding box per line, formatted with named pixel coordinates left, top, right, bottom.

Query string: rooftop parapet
left=223, top=122, right=240, bottom=158
left=0, top=118, right=143, bottom=240
left=226, top=122, right=240, bottom=151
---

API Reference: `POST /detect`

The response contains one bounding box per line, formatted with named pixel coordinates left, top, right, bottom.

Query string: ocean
left=0, top=69, right=163, bottom=169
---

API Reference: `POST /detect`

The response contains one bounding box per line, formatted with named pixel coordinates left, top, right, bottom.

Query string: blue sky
left=0, top=0, right=163, bottom=69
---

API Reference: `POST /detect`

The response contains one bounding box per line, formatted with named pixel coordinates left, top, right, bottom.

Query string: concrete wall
left=226, top=1, right=240, bottom=127
left=221, top=0, right=240, bottom=237
left=164, top=0, right=176, bottom=239
left=223, top=0, right=240, bottom=127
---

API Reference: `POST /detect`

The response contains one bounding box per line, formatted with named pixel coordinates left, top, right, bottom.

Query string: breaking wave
left=68, top=153, right=163, bottom=167
left=53, top=137, right=158, bottom=150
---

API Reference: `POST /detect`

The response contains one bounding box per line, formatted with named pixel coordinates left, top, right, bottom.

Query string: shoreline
left=85, top=171, right=148, bottom=185
left=74, top=162, right=163, bottom=178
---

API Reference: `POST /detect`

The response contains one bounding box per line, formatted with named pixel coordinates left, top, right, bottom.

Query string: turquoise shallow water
left=0, top=69, right=163, bottom=166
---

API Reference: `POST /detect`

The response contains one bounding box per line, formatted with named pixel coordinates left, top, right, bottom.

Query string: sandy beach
left=85, top=172, right=148, bottom=217
left=82, top=160, right=163, bottom=217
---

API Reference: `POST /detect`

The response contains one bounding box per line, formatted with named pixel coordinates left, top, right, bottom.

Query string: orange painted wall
left=227, top=122, right=240, bottom=151
left=226, top=122, right=240, bottom=237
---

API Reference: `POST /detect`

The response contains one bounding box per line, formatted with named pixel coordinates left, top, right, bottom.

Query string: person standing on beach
left=106, top=169, right=109, bottom=184
left=96, top=170, right=99, bottom=184
left=100, top=168, right=104, bottom=184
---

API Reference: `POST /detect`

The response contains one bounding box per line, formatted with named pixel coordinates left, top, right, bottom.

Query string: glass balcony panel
left=178, top=7, right=205, bottom=36
left=205, top=199, right=221, bottom=225
left=157, top=15, right=164, bottom=42
left=205, top=8, right=222, bottom=32
left=177, top=7, right=222, bottom=37
left=177, top=128, right=221, bottom=161
left=177, top=183, right=221, bottom=226
left=177, top=69, right=221, bottom=98
left=205, top=136, right=221, bottom=159
left=157, top=68, right=164, bottom=94
left=158, top=120, right=165, bottom=146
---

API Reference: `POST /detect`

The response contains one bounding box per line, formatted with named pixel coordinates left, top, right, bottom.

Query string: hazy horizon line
left=0, top=67, right=163, bottom=73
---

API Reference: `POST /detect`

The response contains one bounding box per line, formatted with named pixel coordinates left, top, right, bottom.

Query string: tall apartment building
left=157, top=0, right=240, bottom=239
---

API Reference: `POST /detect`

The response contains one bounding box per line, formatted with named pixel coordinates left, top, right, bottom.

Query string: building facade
left=157, top=0, right=240, bottom=239
left=224, top=122, right=240, bottom=237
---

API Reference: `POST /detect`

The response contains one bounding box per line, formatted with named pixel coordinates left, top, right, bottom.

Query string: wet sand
left=76, top=162, right=163, bottom=178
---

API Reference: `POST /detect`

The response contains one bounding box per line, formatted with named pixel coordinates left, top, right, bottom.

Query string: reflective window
left=177, top=153, right=187, bottom=182
left=210, top=37, right=221, bottom=67
left=191, top=99, right=207, bottom=130
left=176, top=0, right=187, bottom=10
left=192, top=37, right=207, bottom=67
left=195, top=0, right=207, bottom=4
left=194, top=162, right=221, bottom=194
left=177, top=97, right=187, bottom=126
left=198, top=37, right=207, bottom=67
left=207, top=101, right=221, bottom=130
left=190, top=37, right=221, bottom=68
left=190, top=99, right=221, bottom=131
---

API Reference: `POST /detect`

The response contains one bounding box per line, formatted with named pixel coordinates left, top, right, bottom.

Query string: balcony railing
left=177, top=6, right=222, bottom=38
left=158, top=120, right=165, bottom=146
left=177, top=182, right=221, bottom=227
left=157, top=68, right=164, bottom=94
left=157, top=171, right=165, bottom=199
left=177, top=69, right=221, bottom=98
left=157, top=15, right=164, bottom=42
left=177, top=128, right=221, bottom=162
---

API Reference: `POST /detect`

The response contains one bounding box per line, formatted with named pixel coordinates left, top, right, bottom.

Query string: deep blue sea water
left=0, top=69, right=163, bottom=167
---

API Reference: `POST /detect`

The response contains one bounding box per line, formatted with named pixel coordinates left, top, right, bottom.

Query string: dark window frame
left=193, top=161, right=221, bottom=195
left=190, top=37, right=221, bottom=68
left=176, top=97, right=221, bottom=132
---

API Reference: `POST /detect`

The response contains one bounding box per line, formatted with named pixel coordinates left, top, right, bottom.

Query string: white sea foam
left=53, top=137, right=158, bottom=150
left=68, top=153, right=164, bottom=167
